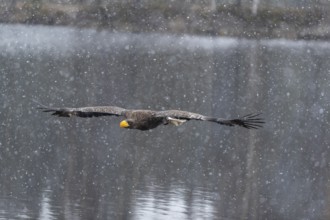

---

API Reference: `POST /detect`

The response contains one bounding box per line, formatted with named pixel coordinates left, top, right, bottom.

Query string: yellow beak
left=120, top=120, right=129, bottom=128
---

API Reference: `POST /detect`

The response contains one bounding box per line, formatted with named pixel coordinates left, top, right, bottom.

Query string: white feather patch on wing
left=167, top=117, right=187, bottom=126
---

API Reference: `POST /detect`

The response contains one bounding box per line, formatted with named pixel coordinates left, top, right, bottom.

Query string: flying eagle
left=37, top=104, right=264, bottom=131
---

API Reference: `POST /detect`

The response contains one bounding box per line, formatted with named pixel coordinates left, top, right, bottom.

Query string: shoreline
left=0, top=1, right=329, bottom=40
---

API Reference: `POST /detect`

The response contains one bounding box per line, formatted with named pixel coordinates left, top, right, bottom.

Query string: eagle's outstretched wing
left=156, top=110, right=264, bottom=129
left=38, top=105, right=126, bottom=118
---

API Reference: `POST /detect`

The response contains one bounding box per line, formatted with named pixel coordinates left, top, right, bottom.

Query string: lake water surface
left=0, top=24, right=330, bottom=219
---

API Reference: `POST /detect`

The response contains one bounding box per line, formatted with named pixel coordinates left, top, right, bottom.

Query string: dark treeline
left=0, top=0, right=329, bottom=39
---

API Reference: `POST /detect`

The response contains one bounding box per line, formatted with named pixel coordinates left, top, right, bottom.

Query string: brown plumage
left=37, top=104, right=264, bottom=131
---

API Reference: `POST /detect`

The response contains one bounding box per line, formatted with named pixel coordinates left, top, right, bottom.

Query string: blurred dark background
left=0, top=0, right=330, bottom=39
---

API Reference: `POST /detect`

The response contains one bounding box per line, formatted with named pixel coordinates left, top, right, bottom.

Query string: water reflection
left=39, top=189, right=55, bottom=220
left=132, top=183, right=216, bottom=220
left=0, top=24, right=330, bottom=219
